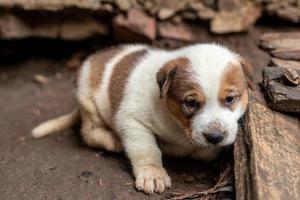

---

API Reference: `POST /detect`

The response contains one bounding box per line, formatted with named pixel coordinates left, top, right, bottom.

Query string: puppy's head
left=157, top=44, right=253, bottom=148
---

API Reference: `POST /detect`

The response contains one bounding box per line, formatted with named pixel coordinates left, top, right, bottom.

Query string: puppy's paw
left=135, top=166, right=171, bottom=194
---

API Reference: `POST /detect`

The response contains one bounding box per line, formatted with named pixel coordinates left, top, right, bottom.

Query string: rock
left=116, top=0, right=132, bottom=11
left=196, top=7, right=215, bottom=20
left=187, top=1, right=215, bottom=20
left=260, top=32, right=300, bottom=50
left=33, top=74, right=49, bottom=84
left=182, top=11, right=198, bottom=20
left=283, top=67, right=300, bottom=86
left=113, top=9, right=156, bottom=43
left=0, top=0, right=102, bottom=11
left=210, top=2, right=261, bottom=34
left=158, top=22, right=199, bottom=42
left=262, top=67, right=300, bottom=113
left=271, top=49, right=300, bottom=61
left=0, top=12, right=109, bottom=40
left=265, top=0, right=300, bottom=23
left=80, top=171, right=93, bottom=178
left=270, top=58, right=300, bottom=70
left=158, top=8, right=175, bottom=20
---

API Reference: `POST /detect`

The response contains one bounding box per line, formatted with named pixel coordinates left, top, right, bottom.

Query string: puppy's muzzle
left=203, top=133, right=224, bottom=144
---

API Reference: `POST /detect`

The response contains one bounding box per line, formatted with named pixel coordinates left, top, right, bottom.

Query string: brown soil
left=0, top=26, right=293, bottom=200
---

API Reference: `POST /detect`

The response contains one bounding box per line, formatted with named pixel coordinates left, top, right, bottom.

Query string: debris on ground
left=33, top=74, right=49, bottom=84
left=164, top=165, right=234, bottom=200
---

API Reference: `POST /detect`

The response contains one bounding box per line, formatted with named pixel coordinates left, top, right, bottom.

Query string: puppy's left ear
left=240, top=58, right=255, bottom=90
left=156, top=65, right=177, bottom=98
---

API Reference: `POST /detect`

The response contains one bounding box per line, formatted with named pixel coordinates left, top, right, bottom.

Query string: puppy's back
left=77, top=44, right=149, bottom=127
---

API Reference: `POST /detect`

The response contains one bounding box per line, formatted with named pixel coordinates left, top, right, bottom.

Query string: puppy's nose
left=203, top=133, right=224, bottom=144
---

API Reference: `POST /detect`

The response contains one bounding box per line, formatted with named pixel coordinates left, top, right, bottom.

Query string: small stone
left=283, top=67, right=300, bottom=86
left=158, top=22, right=199, bottom=42
left=211, top=2, right=261, bottom=34
left=16, top=136, right=26, bottom=142
left=80, top=171, right=93, bottom=178
left=113, top=9, right=156, bottom=43
left=116, top=0, right=132, bottom=11
left=158, top=8, right=175, bottom=20
left=125, top=182, right=133, bottom=186
left=33, top=74, right=49, bottom=84
left=49, top=166, right=57, bottom=171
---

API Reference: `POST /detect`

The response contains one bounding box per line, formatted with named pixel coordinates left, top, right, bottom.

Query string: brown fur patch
left=219, top=64, right=248, bottom=111
left=240, top=58, right=255, bottom=90
left=157, top=57, right=205, bottom=135
left=89, top=46, right=122, bottom=90
left=109, top=49, right=147, bottom=115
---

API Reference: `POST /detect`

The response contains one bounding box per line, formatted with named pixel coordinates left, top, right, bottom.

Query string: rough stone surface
left=211, top=1, right=261, bottom=34
left=260, top=32, right=300, bottom=61
left=0, top=0, right=103, bottom=11
left=270, top=58, right=300, bottom=70
left=113, top=9, right=156, bottom=43
left=262, top=67, right=300, bottom=113
left=158, top=22, right=199, bottom=42
left=264, top=0, right=300, bottom=23
left=0, top=12, right=109, bottom=40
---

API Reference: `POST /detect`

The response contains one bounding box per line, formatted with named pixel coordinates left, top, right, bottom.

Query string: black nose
left=203, top=133, right=224, bottom=144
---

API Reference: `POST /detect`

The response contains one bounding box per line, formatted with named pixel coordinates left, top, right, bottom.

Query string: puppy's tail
left=31, top=108, right=80, bottom=138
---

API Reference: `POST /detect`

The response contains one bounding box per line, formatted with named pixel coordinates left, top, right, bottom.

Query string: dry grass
left=164, top=164, right=234, bottom=200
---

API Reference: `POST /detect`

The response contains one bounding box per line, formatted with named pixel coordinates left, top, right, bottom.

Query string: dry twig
left=164, top=165, right=233, bottom=200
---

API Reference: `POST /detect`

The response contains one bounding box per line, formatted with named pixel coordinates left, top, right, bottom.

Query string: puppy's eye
left=225, top=96, right=236, bottom=106
left=184, top=97, right=199, bottom=108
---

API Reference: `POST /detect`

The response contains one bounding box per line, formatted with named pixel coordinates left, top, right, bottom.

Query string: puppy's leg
left=120, top=120, right=171, bottom=194
left=78, top=99, right=122, bottom=152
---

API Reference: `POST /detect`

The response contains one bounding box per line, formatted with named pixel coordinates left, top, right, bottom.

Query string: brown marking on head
left=240, top=58, right=255, bottom=90
left=218, top=63, right=250, bottom=111
left=156, top=57, right=205, bottom=135
left=89, top=46, right=122, bottom=90
left=109, top=49, right=147, bottom=115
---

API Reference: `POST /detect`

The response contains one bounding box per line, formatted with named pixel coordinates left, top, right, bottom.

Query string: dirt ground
left=0, top=25, right=295, bottom=200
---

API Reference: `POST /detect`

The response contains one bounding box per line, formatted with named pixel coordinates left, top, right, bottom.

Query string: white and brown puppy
left=32, top=43, right=253, bottom=194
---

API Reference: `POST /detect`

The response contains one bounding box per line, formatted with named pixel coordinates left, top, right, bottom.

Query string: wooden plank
left=234, top=98, right=300, bottom=200
left=234, top=127, right=252, bottom=200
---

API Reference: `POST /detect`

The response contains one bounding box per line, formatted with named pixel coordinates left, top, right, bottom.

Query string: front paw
left=135, top=165, right=171, bottom=194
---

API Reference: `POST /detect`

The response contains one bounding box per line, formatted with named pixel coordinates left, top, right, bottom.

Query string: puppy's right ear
left=156, top=65, right=177, bottom=99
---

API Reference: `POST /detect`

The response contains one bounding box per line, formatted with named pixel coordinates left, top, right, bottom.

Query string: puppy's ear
left=240, top=58, right=255, bottom=90
left=156, top=65, right=177, bottom=98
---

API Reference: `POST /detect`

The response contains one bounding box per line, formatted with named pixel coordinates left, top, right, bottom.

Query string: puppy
left=32, top=43, right=253, bottom=194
